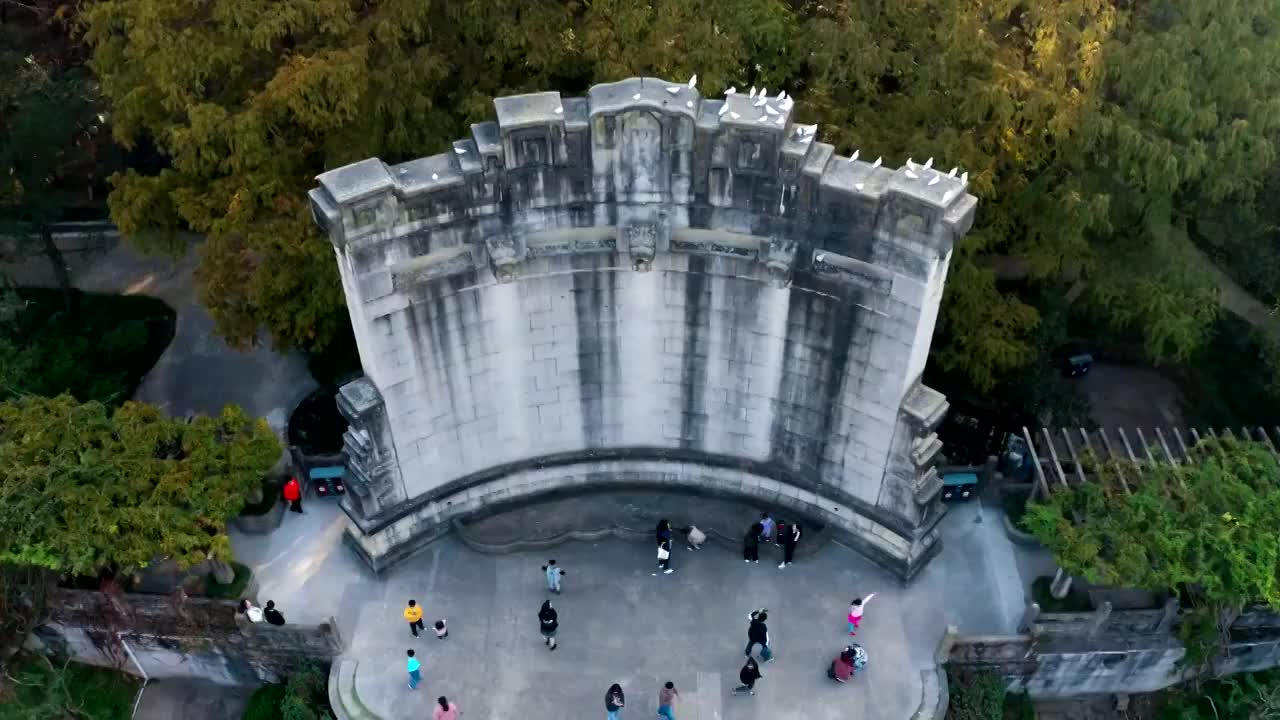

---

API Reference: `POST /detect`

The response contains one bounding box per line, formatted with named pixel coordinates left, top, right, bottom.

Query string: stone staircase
left=328, top=659, right=378, bottom=720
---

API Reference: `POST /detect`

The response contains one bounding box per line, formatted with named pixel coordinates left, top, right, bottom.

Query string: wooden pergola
left=1017, top=425, right=1280, bottom=599
left=1020, top=425, right=1280, bottom=501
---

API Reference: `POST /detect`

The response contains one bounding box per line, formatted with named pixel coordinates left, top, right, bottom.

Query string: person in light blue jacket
left=542, top=559, right=565, bottom=593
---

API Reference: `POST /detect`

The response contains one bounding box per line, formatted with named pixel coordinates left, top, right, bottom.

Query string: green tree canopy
left=0, top=12, right=108, bottom=314
left=1024, top=438, right=1280, bottom=661
left=79, top=0, right=1280, bottom=392
left=0, top=395, right=281, bottom=575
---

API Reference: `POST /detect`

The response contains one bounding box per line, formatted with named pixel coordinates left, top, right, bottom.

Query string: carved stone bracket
left=765, top=236, right=797, bottom=288
left=336, top=377, right=405, bottom=519
left=484, top=232, right=522, bottom=283
left=624, top=222, right=659, bottom=271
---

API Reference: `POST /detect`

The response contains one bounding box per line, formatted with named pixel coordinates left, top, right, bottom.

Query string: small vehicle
left=941, top=472, right=979, bottom=502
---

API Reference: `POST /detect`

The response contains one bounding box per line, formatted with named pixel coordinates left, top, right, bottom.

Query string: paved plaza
left=232, top=494, right=1036, bottom=720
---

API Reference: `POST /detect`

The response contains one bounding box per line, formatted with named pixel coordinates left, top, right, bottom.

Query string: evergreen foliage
left=0, top=395, right=282, bottom=575
left=73, top=0, right=1280, bottom=390
left=1024, top=438, right=1280, bottom=664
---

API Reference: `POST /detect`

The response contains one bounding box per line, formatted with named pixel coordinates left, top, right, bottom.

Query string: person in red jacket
left=283, top=476, right=304, bottom=514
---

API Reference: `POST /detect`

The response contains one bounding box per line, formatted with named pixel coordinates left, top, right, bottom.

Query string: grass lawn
left=0, top=655, right=139, bottom=720
left=3, top=287, right=175, bottom=406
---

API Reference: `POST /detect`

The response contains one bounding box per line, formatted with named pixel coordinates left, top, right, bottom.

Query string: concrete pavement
left=231, top=493, right=1033, bottom=720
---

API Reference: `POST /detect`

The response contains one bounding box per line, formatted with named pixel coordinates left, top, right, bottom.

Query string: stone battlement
left=310, top=76, right=975, bottom=291
left=310, top=77, right=977, bottom=580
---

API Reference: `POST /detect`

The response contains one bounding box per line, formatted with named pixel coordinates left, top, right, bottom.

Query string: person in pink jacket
left=433, top=696, right=459, bottom=720
left=848, top=593, right=876, bottom=635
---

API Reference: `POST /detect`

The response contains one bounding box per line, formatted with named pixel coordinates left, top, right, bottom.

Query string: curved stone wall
left=310, top=77, right=976, bottom=578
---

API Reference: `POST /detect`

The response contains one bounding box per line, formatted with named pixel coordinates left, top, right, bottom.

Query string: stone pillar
left=1050, top=566, right=1073, bottom=599
left=1018, top=602, right=1041, bottom=635
left=1156, top=598, right=1180, bottom=633
left=1087, top=601, right=1113, bottom=638
left=935, top=625, right=960, bottom=663
left=336, top=378, right=405, bottom=520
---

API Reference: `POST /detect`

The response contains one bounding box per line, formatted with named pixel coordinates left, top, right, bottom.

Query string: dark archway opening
left=287, top=387, right=348, bottom=456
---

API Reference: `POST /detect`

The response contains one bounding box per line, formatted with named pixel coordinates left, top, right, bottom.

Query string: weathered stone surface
left=35, top=589, right=342, bottom=686
left=949, top=606, right=1280, bottom=698
left=309, top=77, right=977, bottom=579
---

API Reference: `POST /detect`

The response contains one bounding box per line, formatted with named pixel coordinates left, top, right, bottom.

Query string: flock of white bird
left=423, top=75, right=969, bottom=204
left=676, top=75, right=967, bottom=203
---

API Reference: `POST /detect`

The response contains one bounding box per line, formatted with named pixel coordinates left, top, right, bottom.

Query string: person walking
left=779, top=522, right=801, bottom=569
left=743, top=523, right=762, bottom=563
left=731, top=657, right=763, bottom=696
left=655, top=519, right=673, bottom=545
left=654, top=539, right=673, bottom=575
left=406, top=649, right=421, bottom=690
left=848, top=593, right=876, bottom=635
left=404, top=599, right=426, bottom=638
left=434, top=619, right=449, bottom=639
left=605, top=683, right=625, bottom=720
left=538, top=599, right=559, bottom=651
left=543, top=559, right=565, bottom=594
left=282, top=476, right=304, bottom=514
left=744, top=609, right=774, bottom=662
left=758, top=513, right=776, bottom=544
left=263, top=600, right=285, bottom=626
left=683, top=525, right=706, bottom=551
left=657, top=681, right=679, bottom=719
left=432, top=696, right=460, bottom=720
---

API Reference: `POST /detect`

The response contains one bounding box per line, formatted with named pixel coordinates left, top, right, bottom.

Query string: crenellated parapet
left=309, top=76, right=974, bottom=293
left=310, top=77, right=977, bottom=580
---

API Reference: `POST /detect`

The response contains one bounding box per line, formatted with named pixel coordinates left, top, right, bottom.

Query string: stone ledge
left=1001, top=511, right=1041, bottom=548
left=910, top=666, right=949, bottom=720
left=230, top=495, right=286, bottom=535
left=346, top=446, right=920, bottom=541
left=330, top=659, right=378, bottom=720
left=448, top=493, right=830, bottom=559
left=340, top=459, right=935, bottom=580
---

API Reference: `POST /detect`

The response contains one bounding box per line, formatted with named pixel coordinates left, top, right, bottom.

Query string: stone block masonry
left=34, top=589, right=342, bottom=686
left=310, top=77, right=977, bottom=580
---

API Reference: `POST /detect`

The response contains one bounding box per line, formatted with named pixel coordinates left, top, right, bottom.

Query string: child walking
left=542, top=559, right=565, bottom=593
left=848, top=593, right=876, bottom=635
left=406, top=649, right=421, bottom=689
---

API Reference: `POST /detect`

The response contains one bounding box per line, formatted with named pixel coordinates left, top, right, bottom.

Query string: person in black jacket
left=744, top=609, right=774, bottom=661
left=605, top=683, right=625, bottom=719
left=779, top=522, right=801, bottom=569
left=743, top=523, right=762, bottom=563
left=538, top=600, right=558, bottom=651
left=263, top=600, right=285, bottom=626
left=655, top=518, right=672, bottom=545
left=731, top=657, right=763, bottom=696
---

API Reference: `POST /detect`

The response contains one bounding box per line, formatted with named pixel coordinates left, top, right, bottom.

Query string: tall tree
left=0, top=395, right=281, bottom=575
left=1076, top=0, right=1280, bottom=365
left=76, top=0, right=788, bottom=353
left=80, top=0, right=1280, bottom=391
left=0, top=12, right=105, bottom=315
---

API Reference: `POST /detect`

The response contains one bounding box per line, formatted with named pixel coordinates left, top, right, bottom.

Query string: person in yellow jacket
left=404, top=599, right=426, bottom=638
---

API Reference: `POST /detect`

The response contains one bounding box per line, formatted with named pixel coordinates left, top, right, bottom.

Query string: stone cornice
left=310, top=77, right=976, bottom=290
